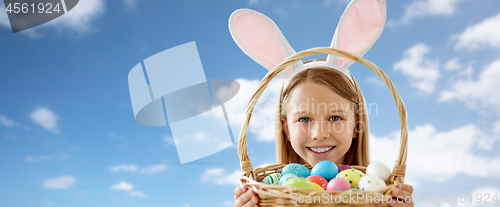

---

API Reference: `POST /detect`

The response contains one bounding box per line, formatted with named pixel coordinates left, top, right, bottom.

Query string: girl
left=228, top=0, right=414, bottom=206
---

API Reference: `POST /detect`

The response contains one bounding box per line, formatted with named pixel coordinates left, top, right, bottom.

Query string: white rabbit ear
left=229, top=9, right=303, bottom=79
left=326, top=0, right=386, bottom=69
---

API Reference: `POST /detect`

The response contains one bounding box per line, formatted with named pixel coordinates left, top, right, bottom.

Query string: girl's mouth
left=307, top=146, right=334, bottom=154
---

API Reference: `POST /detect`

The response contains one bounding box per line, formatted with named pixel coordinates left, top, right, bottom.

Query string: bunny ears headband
left=229, top=0, right=386, bottom=89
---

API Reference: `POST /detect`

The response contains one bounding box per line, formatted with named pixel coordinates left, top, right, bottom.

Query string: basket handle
left=237, top=47, right=408, bottom=184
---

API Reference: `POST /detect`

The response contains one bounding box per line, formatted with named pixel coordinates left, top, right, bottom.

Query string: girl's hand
left=390, top=183, right=414, bottom=207
left=234, top=185, right=260, bottom=207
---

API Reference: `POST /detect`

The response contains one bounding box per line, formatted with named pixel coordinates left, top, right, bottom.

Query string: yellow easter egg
left=312, top=182, right=324, bottom=190
left=335, top=169, right=364, bottom=188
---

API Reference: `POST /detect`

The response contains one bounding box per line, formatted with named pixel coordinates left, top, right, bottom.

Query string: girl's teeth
left=310, top=147, right=333, bottom=153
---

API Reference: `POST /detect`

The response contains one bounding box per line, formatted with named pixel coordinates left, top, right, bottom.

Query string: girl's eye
left=298, top=117, right=310, bottom=122
left=330, top=116, right=341, bottom=121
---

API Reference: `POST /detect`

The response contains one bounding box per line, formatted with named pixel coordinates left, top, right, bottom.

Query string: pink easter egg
left=326, top=177, right=351, bottom=191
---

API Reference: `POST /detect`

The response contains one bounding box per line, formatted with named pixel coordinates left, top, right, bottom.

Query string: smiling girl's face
left=282, top=82, right=357, bottom=166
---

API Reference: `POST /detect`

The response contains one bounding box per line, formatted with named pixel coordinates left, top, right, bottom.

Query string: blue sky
left=1, top=0, right=500, bottom=206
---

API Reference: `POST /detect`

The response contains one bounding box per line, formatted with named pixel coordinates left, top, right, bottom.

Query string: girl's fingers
left=242, top=190, right=260, bottom=207
left=234, top=185, right=248, bottom=200
left=234, top=189, right=251, bottom=207
left=390, top=184, right=414, bottom=207
left=400, top=184, right=414, bottom=193
left=234, top=189, right=259, bottom=207
left=392, top=187, right=412, bottom=200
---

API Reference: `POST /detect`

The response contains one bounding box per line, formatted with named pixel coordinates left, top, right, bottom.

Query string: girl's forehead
left=286, top=83, right=354, bottom=113
left=289, top=83, right=351, bottom=104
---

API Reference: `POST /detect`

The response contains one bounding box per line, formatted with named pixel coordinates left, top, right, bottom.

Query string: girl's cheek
left=332, top=121, right=347, bottom=133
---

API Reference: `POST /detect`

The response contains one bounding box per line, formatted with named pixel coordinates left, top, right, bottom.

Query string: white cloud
left=455, top=186, right=500, bottom=207
left=139, top=164, right=166, bottom=174
left=200, top=168, right=242, bottom=186
left=111, top=181, right=133, bottom=191
left=218, top=78, right=284, bottom=142
left=43, top=176, right=76, bottom=189
left=388, top=0, right=462, bottom=26
left=365, top=75, right=386, bottom=87
left=494, top=121, right=500, bottom=135
left=440, top=58, right=500, bottom=115
left=454, top=13, right=500, bottom=50
left=109, top=133, right=122, bottom=139
left=370, top=123, right=500, bottom=186
left=30, top=107, right=60, bottom=133
left=111, top=182, right=147, bottom=197
left=223, top=201, right=233, bottom=206
left=444, top=57, right=462, bottom=71
left=183, top=204, right=191, bottom=207
left=44, top=0, right=105, bottom=34
left=123, top=0, right=140, bottom=9
left=0, top=115, right=15, bottom=127
left=129, top=191, right=146, bottom=197
left=275, top=8, right=287, bottom=18
left=109, top=163, right=166, bottom=174
left=393, top=43, right=440, bottom=93
left=163, top=135, right=175, bottom=146
left=26, top=153, right=69, bottom=162
left=109, top=164, right=138, bottom=172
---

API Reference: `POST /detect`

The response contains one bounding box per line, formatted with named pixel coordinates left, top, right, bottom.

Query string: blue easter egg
left=311, top=160, right=339, bottom=181
left=281, top=163, right=311, bottom=178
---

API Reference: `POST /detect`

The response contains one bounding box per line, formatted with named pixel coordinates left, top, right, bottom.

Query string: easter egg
left=345, top=188, right=361, bottom=192
left=326, top=177, right=351, bottom=191
left=305, top=175, right=328, bottom=190
left=282, top=163, right=311, bottom=178
left=262, top=173, right=283, bottom=185
left=336, top=169, right=364, bottom=188
left=282, top=178, right=316, bottom=189
left=338, top=165, right=354, bottom=172
left=344, top=188, right=364, bottom=198
left=312, top=183, right=324, bottom=190
left=279, top=173, right=299, bottom=185
left=358, top=175, right=387, bottom=191
left=366, top=161, right=391, bottom=182
left=311, top=160, right=338, bottom=181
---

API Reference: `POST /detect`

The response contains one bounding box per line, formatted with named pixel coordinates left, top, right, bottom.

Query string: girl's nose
left=310, top=121, right=330, bottom=140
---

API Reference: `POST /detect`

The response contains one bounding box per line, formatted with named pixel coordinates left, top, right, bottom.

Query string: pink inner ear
left=234, top=12, right=292, bottom=72
left=337, top=0, right=385, bottom=66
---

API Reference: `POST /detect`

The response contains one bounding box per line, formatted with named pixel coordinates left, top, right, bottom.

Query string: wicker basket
left=237, top=47, right=408, bottom=206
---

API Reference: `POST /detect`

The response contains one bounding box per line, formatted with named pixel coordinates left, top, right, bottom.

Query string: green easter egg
left=282, top=178, right=316, bottom=189
left=279, top=173, right=299, bottom=185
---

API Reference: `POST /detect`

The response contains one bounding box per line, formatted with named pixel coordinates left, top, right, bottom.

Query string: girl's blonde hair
left=275, top=63, right=370, bottom=167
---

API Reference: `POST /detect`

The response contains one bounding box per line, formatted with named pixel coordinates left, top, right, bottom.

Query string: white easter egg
left=366, top=161, right=391, bottom=182
left=358, top=175, right=387, bottom=191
